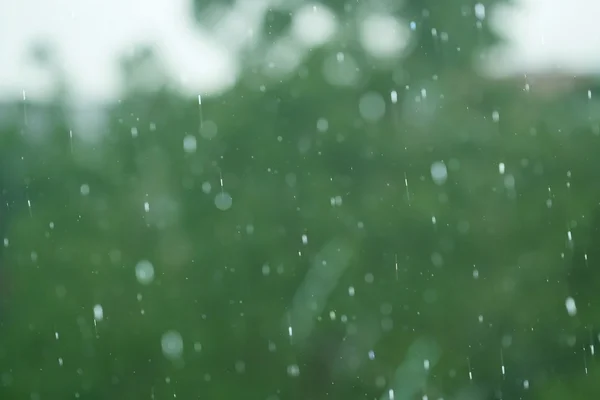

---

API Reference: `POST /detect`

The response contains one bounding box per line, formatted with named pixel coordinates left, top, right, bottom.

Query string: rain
left=1, top=0, right=600, bottom=399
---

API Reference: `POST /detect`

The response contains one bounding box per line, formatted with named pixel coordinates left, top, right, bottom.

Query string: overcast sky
left=1, top=0, right=598, bottom=102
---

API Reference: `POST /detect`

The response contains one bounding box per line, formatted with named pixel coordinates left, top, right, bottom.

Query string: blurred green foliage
left=2, top=1, right=600, bottom=399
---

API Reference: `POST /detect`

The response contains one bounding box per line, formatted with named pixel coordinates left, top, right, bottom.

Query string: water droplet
left=93, top=304, right=104, bottom=321
left=474, top=3, right=486, bottom=20
left=316, top=118, right=329, bottom=132
left=80, top=184, right=90, bottom=196
left=161, top=330, right=184, bottom=359
left=492, top=110, right=500, bottom=122
left=430, top=161, right=448, bottom=185
left=262, top=264, right=270, bottom=276
left=215, top=192, right=233, bottom=211
left=135, top=260, right=155, bottom=285
left=503, top=174, right=515, bottom=190
left=200, top=121, right=218, bottom=140
left=183, top=135, right=197, bottom=153
left=287, top=364, right=300, bottom=377
left=359, top=92, right=386, bottom=122
left=565, top=297, right=577, bottom=316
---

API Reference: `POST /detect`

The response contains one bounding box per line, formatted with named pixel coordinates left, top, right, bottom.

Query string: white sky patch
left=0, top=0, right=251, bottom=102
left=1, top=0, right=600, bottom=102
left=359, top=14, right=410, bottom=59
left=290, top=4, right=337, bottom=48
left=485, top=0, right=600, bottom=76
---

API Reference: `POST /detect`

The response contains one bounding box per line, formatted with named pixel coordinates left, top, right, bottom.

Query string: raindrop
left=430, top=161, right=448, bottom=185
left=317, top=118, right=329, bottom=132
left=566, top=297, right=577, bottom=316
left=287, top=364, right=300, bottom=377
left=135, top=260, right=155, bottom=285
left=359, top=92, right=386, bottom=122
left=262, top=264, right=270, bottom=276
left=498, top=162, right=505, bottom=174
left=161, top=330, right=184, bottom=359
left=183, top=135, right=197, bottom=153
left=93, top=304, right=104, bottom=321
left=503, top=175, right=515, bottom=190
left=474, top=3, right=486, bottom=20
left=200, top=121, right=218, bottom=140
left=80, top=184, right=90, bottom=196
left=215, top=192, right=233, bottom=211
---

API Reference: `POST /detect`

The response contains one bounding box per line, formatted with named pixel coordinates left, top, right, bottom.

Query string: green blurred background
left=2, top=0, right=600, bottom=399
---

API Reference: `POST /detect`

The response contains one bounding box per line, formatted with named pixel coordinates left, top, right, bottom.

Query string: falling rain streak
left=214, top=170, right=232, bottom=211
